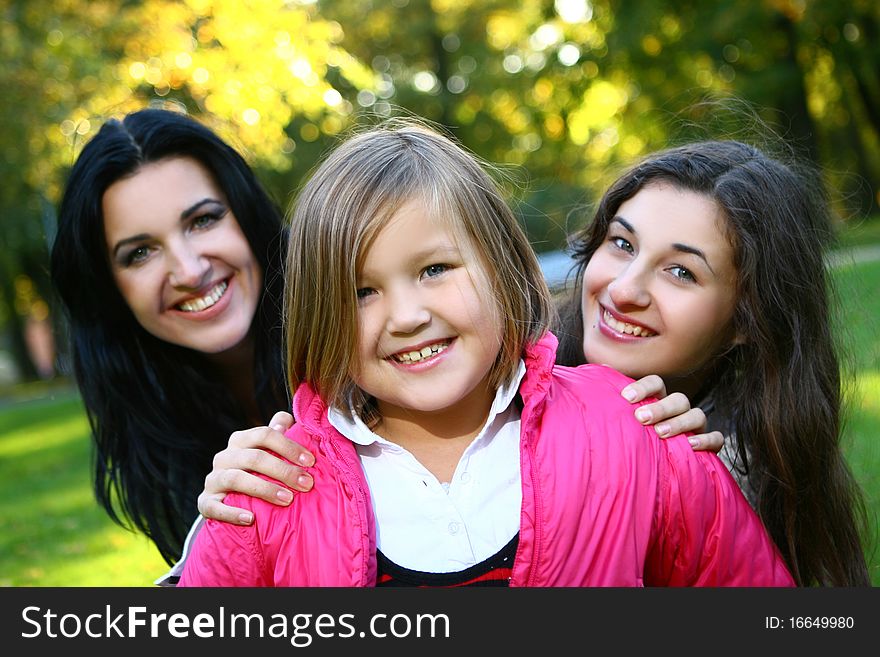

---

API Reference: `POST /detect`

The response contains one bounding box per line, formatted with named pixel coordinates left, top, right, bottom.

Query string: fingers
left=210, top=443, right=314, bottom=492
left=267, top=411, right=295, bottom=433
left=199, top=461, right=309, bottom=523
left=634, top=395, right=704, bottom=432
left=226, top=423, right=315, bottom=468
left=686, top=431, right=725, bottom=454
left=198, top=491, right=257, bottom=525
left=621, top=375, right=667, bottom=403
left=649, top=407, right=706, bottom=438
left=199, top=417, right=318, bottom=527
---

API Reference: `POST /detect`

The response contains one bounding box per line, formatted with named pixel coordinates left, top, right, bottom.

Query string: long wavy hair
left=50, top=109, right=288, bottom=564
left=555, top=140, right=870, bottom=586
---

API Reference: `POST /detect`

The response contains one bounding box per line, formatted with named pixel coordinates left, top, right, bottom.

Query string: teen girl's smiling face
left=103, top=156, right=262, bottom=356
left=353, top=199, right=503, bottom=421
left=581, top=181, right=739, bottom=395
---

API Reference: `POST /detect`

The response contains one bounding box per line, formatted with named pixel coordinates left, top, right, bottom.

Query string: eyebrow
left=358, top=243, right=462, bottom=280
left=610, top=216, right=716, bottom=275
left=410, top=244, right=461, bottom=261
left=111, top=198, right=222, bottom=258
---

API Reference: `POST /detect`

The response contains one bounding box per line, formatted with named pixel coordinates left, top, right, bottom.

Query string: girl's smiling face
left=581, top=181, right=740, bottom=395
left=103, top=156, right=262, bottom=356
left=353, top=199, right=503, bottom=423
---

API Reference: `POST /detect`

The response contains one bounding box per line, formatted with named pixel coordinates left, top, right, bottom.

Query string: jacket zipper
left=325, top=434, right=374, bottom=586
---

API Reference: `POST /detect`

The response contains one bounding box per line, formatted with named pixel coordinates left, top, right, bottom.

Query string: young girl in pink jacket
left=178, top=121, right=793, bottom=587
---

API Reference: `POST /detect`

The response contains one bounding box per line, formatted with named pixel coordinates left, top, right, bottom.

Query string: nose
left=385, top=286, right=431, bottom=334
left=167, top=241, right=210, bottom=289
left=607, top=263, right=651, bottom=309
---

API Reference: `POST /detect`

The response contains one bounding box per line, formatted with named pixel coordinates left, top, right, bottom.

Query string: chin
left=199, top=331, right=253, bottom=355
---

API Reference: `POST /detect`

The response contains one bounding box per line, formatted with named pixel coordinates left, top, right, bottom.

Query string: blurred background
left=1, top=0, right=878, bottom=586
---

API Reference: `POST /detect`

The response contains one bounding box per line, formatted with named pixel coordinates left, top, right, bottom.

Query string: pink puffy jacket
left=179, top=333, right=794, bottom=587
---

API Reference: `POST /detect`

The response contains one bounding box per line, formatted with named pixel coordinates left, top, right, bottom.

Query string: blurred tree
left=317, top=0, right=630, bottom=249
left=316, top=0, right=880, bottom=243
left=802, top=0, right=880, bottom=216
left=2, top=0, right=878, bottom=382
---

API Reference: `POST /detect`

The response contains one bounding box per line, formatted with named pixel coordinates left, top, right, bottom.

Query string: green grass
left=833, top=257, right=880, bottom=584
left=0, top=391, right=168, bottom=586
left=0, top=257, right=878, bottom=587
left=837, top=214, right=880, bottom=249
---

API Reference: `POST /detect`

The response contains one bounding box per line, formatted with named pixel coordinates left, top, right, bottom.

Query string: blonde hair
left=284, top=119, right=552, bottom=412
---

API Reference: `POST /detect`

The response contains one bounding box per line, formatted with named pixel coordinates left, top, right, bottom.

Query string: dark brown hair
left=556, top=140, right=870, bottom=586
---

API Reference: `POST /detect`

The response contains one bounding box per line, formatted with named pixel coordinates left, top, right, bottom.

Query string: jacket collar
left=291, top=381, right=334, bottom=436
left=517, top=332, right=558, bottom=434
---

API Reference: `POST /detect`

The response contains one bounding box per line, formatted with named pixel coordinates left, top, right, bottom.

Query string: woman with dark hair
left=50, top=108, right=313, bottom=565
left=553, top=140, right=869, bottom=586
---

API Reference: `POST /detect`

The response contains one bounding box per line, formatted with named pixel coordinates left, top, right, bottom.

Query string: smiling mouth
left=389, top=340, right=451, bottom=364
left=603, top=309, right=656, bottom=337
left=176, top=281, right=228, bottom=312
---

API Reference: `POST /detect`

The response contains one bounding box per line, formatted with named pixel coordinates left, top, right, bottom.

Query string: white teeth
left=603, top=310, right=656, bottom=337
left=178, top=281, right=228, bottom=312
left=393, top=341, right=450, bottom=363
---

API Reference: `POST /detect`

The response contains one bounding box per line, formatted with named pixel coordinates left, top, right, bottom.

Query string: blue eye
left=610, top=236, right=633, bottom=253
left=191, top=210, right=225, bottom=230
left=669, top=265, right=696, bottom=282
left=423, top=263, right=450, bottom=278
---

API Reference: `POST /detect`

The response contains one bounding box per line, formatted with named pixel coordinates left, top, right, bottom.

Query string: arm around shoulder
left=646, top=437, right=795, bottom=587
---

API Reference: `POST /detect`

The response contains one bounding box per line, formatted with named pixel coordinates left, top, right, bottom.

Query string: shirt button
left=460, top=472, right=471, bottom=483
left=448, top=522, right=460, bottom=535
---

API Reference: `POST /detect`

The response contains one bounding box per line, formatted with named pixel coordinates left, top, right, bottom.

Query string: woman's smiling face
left=580, top=181, right=740, bottom=394
left=103, top=156, right=262, bottom=355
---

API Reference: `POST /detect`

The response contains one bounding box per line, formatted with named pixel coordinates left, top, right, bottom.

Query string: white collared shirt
left=328, top=361, right=525, bottom=573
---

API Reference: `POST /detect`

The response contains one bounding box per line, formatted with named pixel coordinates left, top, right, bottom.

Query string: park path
left=826, top=243, right=880, bottom=269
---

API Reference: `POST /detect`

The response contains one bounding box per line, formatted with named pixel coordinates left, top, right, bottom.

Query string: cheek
left=451, top=273, right=498, bottom=332
left=580, top=265, right=605, bottom=326
left=473, top=296, right=504, bottom=349
left=356, top=306, right=386, bottom=358
left=112, top=270, right=150, bottom=315
left=700, top=287, right=737, bottom=335
left=481, top=313, right=505, bottom=354
left=221, top=223, right=261, bottom=279
left=244, top=249, right=262, bottom=282
left=675, top=297, right=736, bottom=357
left=582, top=256, right=611, bottom=302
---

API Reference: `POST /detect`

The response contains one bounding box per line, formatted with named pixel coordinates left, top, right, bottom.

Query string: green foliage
left=5, top=0, right=877, bottom=263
